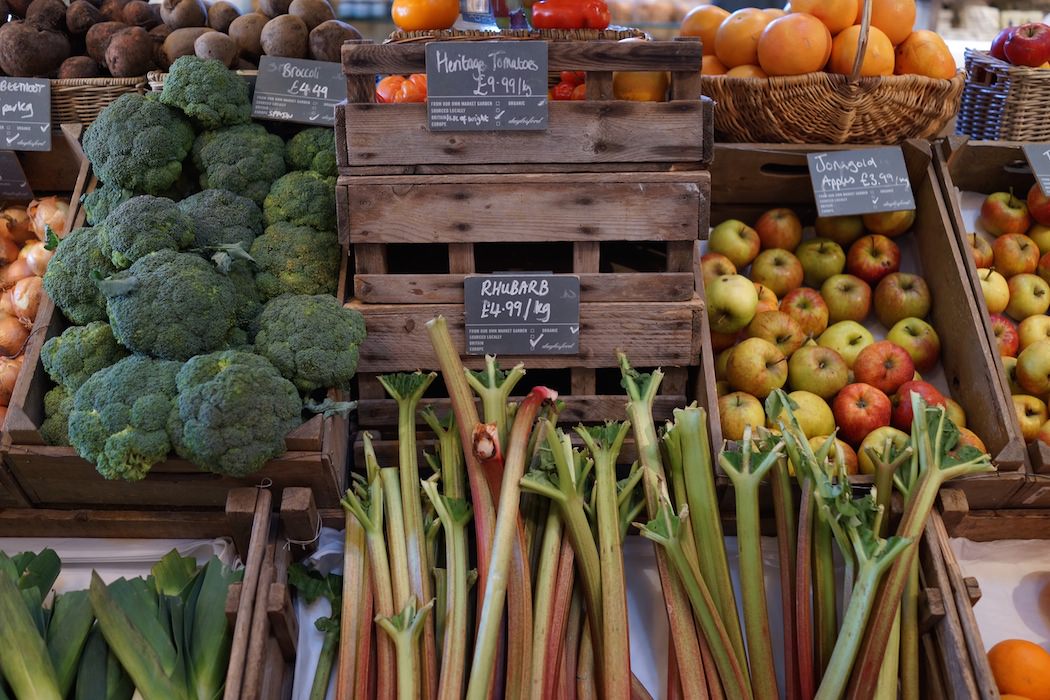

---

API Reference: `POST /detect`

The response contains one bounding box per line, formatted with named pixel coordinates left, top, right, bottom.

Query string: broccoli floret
left=97, top=195, right=196, bottom=269
left=42, top=227, right=117, bottom=325
left=83, top=93, right=195, bottom=196
left=249, top=223, right=339, bottom=300
left=99, top=249, right=242, bottom=361
left=177, top=189, right=263, bottom=250
left=228, top=262, right=262, bottom=328
left=263, top=171, right=336, bottom=231
left=68, top=355, right=181, bottom=481
left=285, top=128, right=337, bottom=177
left=41, top=322, right=129, bottom=391
left=168, top=350, right=302, bottom=477
left=82, top=183, right=134, bottom=226
left=193, top=124, right=286, bottom=206
left=40, top=386, right=72, bottom=446
left=254, top=294, right=365, bottom=393
left=159, top=56, right=252, bottom=130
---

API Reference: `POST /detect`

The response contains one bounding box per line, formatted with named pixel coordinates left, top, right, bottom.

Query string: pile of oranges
left=681, top=0, right=957, bottom=80
left=988, top=639, right=1050, bottom=700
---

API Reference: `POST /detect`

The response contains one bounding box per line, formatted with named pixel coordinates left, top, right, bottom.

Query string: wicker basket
left=51, top=76, right=148, bottom=124
left=386, top=27, right=648, bottom=42
left=956, top=48, right=1050, bottom=141
left=147, top=70, right=258, bottom=92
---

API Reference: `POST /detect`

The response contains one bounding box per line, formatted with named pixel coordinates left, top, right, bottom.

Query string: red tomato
left=552, top=81, right=575, bottom=100
left=376, top=74, right=428, bottom=103
left=571, top=83, right=587, bottom=100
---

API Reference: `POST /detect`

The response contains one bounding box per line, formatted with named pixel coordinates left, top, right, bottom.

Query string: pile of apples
left=990, top=23, right=1050, bottom=68
left=969, top=186, right=1050, bottom=446
left=706, top=207, right=985, bottom=473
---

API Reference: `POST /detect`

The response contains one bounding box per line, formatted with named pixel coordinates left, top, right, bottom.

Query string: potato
left=85, top=20, right=127, bottom=62
left=308, top=19, right=359, bottom=62
left=26, top=0, right=66, bottom=30
left=149, top=22, right=171, bottom=67
left=194, top=30, right=236, bottom=67
left=0, top=21, right=70, bottom=76
left=228, top=12, right=266, bottom=59
left=99, top=0, right=130, bottom=21
left=105, top=25, right=155, bottom=76
left=258, top=0, right=292, bottom=17
left=160, top=0, right=206, bottom=29
left=260, top=14, right=306, bottom=57
left=161, top=25, right=211, bottom=64
left=288, top=0, right=333, bottom=31
left=207, top=0, right=239, bottom=32
left=58, top=55, right=103, bottom=78
left=123, top=0, right=160, bottom=27
left=67, top=0, right=104, bottom=34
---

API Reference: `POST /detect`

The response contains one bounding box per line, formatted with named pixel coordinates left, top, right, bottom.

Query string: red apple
left=746, top=310, right=805, bottom=357
left=853, top=340, right=916, bottom=395
left=846, top=234, right=901, bottom=285
left=980, top=191, right=1032, bottom=237
left=754, top=283, right=779, bottom=314
left=701, top=252, right=737, bottom=286
left=821, top=273, right=872, bottom=324
left=886, top=317, right=941, bottom=372
left=991, top=25, right=1019, bottom=61
left=755, top=208, right=802, bottom=251
left=1004, top=22, right=1050, bottom=68
left=710, top=329, right=738, bottom=352
left=862, top=210, right=915, bottom=238
left=1037, top=251, right=1050, bottom=287
left=892, top=380, right=946, bottom=430
left=990, top=312, right=1021, bottom=357
left=992, top=232, right=1040, bottom=277
left=833, top=383, right=892, bottom=445
left=815, top=215, right=865, bottom=247
left=725, top=337, right=788, bottom=398
left=780, top=287, right=830, bottom=338
left=751, top=248, right=804, bottom=297
left=874, top=272, right=932, bottom=327
left=1028, top=182, right=1050, bottom=226
left=967, top=233, right=994, bottom=268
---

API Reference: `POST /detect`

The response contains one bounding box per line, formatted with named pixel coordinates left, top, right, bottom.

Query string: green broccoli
left=263, top=171, right=337, bottom=231
left=249, top=223, right=340, bottom=300
left=68, top=355, right=181, bottom=481
left=83, top=93, right=195, bottom=196
left=97, top=195, right=196, bottom=269
left=40, top=386, right=72, bottom=447
left=168, top=350, right=302, bottom=477
left=193, top=124, right=286, bottom=206
left=40, top=322, right=129, bottom=391
left=254, top=295, right=365, bottom=393
left=42, top=227, right=117, bottom=325
left=228, top=262, right=262, bottom=328
left=285, top=128, right=337, bottom=177
left=82, top=183, right=134, bottom=226
left=99, top=249, right=242, bottom=361
left=159, top=56, right=252, bottom=130
left=177, top=189, right=263, bottom=250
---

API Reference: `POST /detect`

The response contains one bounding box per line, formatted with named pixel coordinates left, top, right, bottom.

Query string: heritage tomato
left=571, top=83, right=586, bottom=99
left=551, top=81, right=575, bottom=100
left=531, top=0, right=611, bottom=30
left=376, top=74, right=428, bottom=103
left=559, top=70, right=586, bottom=85
left=391, top=0, right=459, bottom=31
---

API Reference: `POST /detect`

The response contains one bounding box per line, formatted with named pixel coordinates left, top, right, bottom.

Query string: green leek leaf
left=188, top=558, right=239, bottom=700
left=0, top=566, right=62, bottom=700
left=152, top=551, right=198, bottom=598
left=47, top=590, right=95, bottom=696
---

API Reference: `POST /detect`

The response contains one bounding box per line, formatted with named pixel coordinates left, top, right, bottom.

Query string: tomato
left=559, top=70, right=586, bottom=86
left=376, top=74, right=428, bottom=103
left=532, top=0, right=611, bottom=30
left=391, top=0, right=459, bottom=31
left=551, top=81, right=575, bottom=100
left=571, top=83, right=586, bottom=100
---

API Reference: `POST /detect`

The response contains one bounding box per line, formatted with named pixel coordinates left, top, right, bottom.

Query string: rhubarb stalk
left=337, top=513, right=372, bottom=700
left=465, top=355, right=525, bottom=446
left=544, top=535, right=577, bottom=700
left=769, top=445, right=800, bottom=700
left=377, top=599, right=436, bottom=700
left=528, top=506, right=564, bottom=700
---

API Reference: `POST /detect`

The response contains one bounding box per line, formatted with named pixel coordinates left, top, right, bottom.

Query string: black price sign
left=0, top=152, right=31, bottom=201
left=252, top=56, right=347, bottom=126
left=807, top=146, right=915, bottom=217
left=1023, top=144, right=1050, bottom=196
left=464, top=274, right=580, bottom=355
left=426, top=41, right=548, bottom=132
left=0, top=78, right=50, bottom=152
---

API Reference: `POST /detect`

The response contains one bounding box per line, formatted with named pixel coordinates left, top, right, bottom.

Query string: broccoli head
left=254, top=294, right=365, bottom=393
left=68, top=355, right=181, bottom=481
left=40, top=386, right=72, bottom=447
left=263, top=171, right=336, bottom=231
left=168, top=350, right=302, bottom=477
left=82, top=183, right=134, bottom=226
left=42, top=227, right=117, bottom=325
left=41, top=322, right=129, bottom=392
left=177, top=189, right=263, bottom=250
left=285, top=128, right=337, bottom=177
left=99, top=249, right=242, bottom=361
left=83, top=93, right=195, bottom=196
left=98, top=195, right=196, bottom=269
left=249, top=223, right=340, bottom=300
left=193, top=124, right=286, bottom=206
left=159, top=56, right=252, bottom=130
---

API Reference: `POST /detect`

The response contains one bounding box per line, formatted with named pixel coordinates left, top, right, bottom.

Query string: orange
left=764, top=8, right=785, bottom=19
left=702, top=54, right=728, bottom=75
left=758, top=14, right=832, bottom=76
left=715, top=8, right=774, bottom=68
left=612, top=71, right=670, bottom=101
left=829, top=25, right=895, bottom=76
left=726, top=64, right=768, bottom=78
left=1001, top=696, right=1033, bottom=699
left=870, top=0, right=916, bottom=45
left=791, top=0, right=856, bottom=34
left=680, top=4, right=730, bottom=56
left=895, top=30, right=957, bottom=79
left=988, top=639, right=1050, bottom=700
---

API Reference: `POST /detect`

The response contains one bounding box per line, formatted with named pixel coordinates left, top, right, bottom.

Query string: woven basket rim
left=965, top=48, right=1050, bottom=80
left=52, top=76, right=148, bottom=86
left=702, top=70, right=965, bottom=87
left=385, top=27, right=648, bottom=43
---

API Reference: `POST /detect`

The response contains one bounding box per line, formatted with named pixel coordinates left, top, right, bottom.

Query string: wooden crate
left=707, top=141, right=1027, bottom=510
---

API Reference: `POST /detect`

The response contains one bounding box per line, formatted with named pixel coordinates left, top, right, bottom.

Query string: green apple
left=873, top=272, right=931, bottom=327
left=857, top=426, right=909, bottom=474
left=886, top=317, right=941, bottom=372
left=718, top=391, right=765, bottom=441
left=766, top=390, right=834, bottom=436
left=715, top=347, right=733, bottom=380
left=725, top=337, right=787, bottom=398
left=1013, top=394, right=1048, bottom=441
left=817, top=320, right=874, bottom=368
left=1001, top=356, right=1026, bottom=395
left=1016, top=339, right=1050, bottom=396
left=976, top=268, right=1010, bottom=314
left=706, top=274, right=758, bottom=334
left=787, top=342, right=849, bottom=400
left=1019, top=315, right=1050, bottom=351
left=795, top=237, right=846, bottom=288
left=815, top=215, right=865, bottom=247
left=1006, top=273, right=1050, bottom=321
left=751, top=248, right=804, bottom=297
left=821, top=273, right=872, bottom=324
left=709, top=219, right=761, bottom=268
left=1029, top=223, right=1050, bottom=255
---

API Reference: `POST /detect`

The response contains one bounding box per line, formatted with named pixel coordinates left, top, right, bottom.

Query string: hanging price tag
left=464, top=274, right=580, bottom=355
left=807, top=146, right=915, bottom=217
left=252, top=57, right=347, bottom=126
left=0, top=78, right=50, bottom=152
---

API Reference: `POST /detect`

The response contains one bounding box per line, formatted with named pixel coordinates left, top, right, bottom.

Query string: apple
left=979, top=191, right=1032, bottom=236
left=820, top=273, right=872, bottom=324
left=1037, top=251, right=1050, bottom=287
left=1013, top=394, right=1048, bottom=441
left=1002, top=356, right=1026, bottom=395
left=715, top=347, right=733, bottom=379
left=1029, top=225, right=1050, bottom=255
left=780, top=287, right=829, bottom=337
left=833, top=382, right=892, bottom=445
left=787, top=343, right=849, bottom=400
left=976, top=268, right=1010, bottom=314
left=751, top=248, right=804, bottom=297
left=853, top=340, right=916, bottom=395
left=795, top=238, right=846, bottom=288
left=992, top=232, right=1040, bottom=277
left=815, top=215, right=865, bottom=247
left=1006, top=273, right=1050, bottom=320
left=725, top=337, right=787, bottom=398
left=754, top=283, right=779, bottom=314
left=1019, top=315, right=1050, bottom=350
left=944, top=397, right=967, bottom=428
left=967, top=233, right=994, bottom=268
left=989, top=313, right=1020, bottom=357
left=1029, top=183, right=1050, bottom=226
left=718, top=391, right=765, bottom=441
left=862, top=210, right=915, bottom=238
left=809, top=436, right=859, bottom=474
left=957, top=427, right=986, bottom=453
left=767, top=390, right=835, bottom=436
left=1004, top=22, right=1050, bottom=68
left=746, top=310, right=805, bottom=357
left=991, top=25, right=1019, bottom=61
left=1038, top=419, right=1050, bottom=446
left=701, top=252, right=737, bottom=286
left=818, top=320, right=874, bottom=369
left=1016, top=339, right=1050, bottom=395
left=706, top=274, right=759, bottom=334
left=755, top=208, right=802, bottom=250
left=716, top=380, right=731, bottom=397
left=886, top=317, right=941, bottom=373
left=709, top=219, right=761, bottom=268
left=710, top=329, right=739, bottom=353
left=846, top=234, right=901, bottom=285
left=892, top=380, right=946, bottom=430
left=857, top=426, right=910, bottom=474
left=874, top=272, right=932, bottom=327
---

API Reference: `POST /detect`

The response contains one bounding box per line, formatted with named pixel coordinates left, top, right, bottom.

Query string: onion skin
left=0, top=317, right=28, bottom=360
left=0, top=237, right=18, bottom=265
left=27, top=198, right=68, bottom=241
left=0, top=355, right=22, bottom=405
left=19, top=241, right=53, bottom=276
left=0, top=259, right=33, bottom=289
left=0, top=208, right=33, bottom=244
left=10, top=276, right=41, bottom=325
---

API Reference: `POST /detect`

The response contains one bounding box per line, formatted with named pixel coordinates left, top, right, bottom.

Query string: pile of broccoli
left=39, top=57, right=366, bottom=483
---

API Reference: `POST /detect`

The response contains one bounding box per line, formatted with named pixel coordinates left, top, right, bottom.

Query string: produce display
left=990, top=22, right=1050, bottom=68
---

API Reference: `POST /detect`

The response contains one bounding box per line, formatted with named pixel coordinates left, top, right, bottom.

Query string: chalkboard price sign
left=464, top=274, right=580, bottom=355
left=1023, top=144, right=1050, bottom=197
left=807, top=146, right=915, bottom=217
left=426, top=41, right=548, bottom=132
left=252, top=57, right=347, bottom=126
left=0, top=78, right=50, bottom=152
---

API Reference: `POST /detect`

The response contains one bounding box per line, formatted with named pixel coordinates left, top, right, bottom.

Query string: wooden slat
left=224, top=489, right=272, bottom=700
left=0, top=507, right=232, bottom=538
left=573, top=242, right=600, bottom=273
left=672, top=38, right=703, bottom=101
left=570, top=368, right=596, bottom=395
left=353, top=242, right=387, bottom=274
left=448, top=243, right=475, bottom=274
left=585, top=71, right=614, bottom=101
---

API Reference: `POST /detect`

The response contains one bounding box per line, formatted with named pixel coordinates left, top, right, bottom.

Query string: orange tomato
left=726, top=64, right=768, bottom=78
left=870, top=0, right=916, bottom=45
left=571, top=83, right=586, bottom=100
left=376, top=74, right=428, bottom=103
left=391, top=0, right=458, bottom=31
left=680, top=4, right=730, bottom=56
left=702, top=54, right=728, bottom=75
left=612, top=70, right=670, bottom=101
left=791, top=0, right=856, bottom=34
left=988, top=640, right=1050, bottom=700
left=758, top=13, right=832, bottom=76
left=894, top=29, right=956, bottom=79
left=715, top=8, right=774, bottom=68
left=829, top=25, right=895, bottom=76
